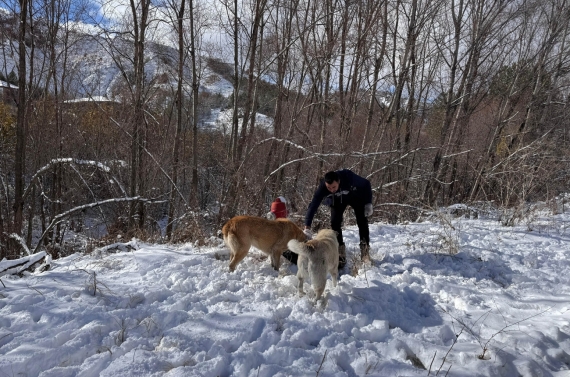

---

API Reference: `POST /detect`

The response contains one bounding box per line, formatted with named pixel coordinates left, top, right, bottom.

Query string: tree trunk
left=128, top=0, right=150, bottom=230
left=190, top=0, right=200, bottom=206
left=166, top=0, right=186, bottom=239
left=13, top=0, right=29, bottom=238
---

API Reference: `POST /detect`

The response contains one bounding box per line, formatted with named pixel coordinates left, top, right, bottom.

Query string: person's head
left=324, top=171, right=340, bottom=193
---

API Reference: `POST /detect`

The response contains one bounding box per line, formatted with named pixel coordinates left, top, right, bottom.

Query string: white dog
left=287, top=229, right=339, bottom=301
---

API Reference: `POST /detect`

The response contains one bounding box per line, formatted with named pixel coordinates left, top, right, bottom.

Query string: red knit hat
left=270, top=197, right=288, bottom=218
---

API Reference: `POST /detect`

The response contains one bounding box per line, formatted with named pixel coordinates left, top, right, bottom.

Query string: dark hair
left=324, top=171, right=339, bottom=184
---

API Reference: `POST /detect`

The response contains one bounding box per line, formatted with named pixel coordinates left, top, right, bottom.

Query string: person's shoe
left=338, top=244, right=346, bottom=269
left=360, top=242, right=371, bottom=264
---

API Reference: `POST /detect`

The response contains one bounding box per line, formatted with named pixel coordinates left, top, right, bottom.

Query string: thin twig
left=436, top=327, right=464, bottom=375
left=26, top=283, right=44, bottom=296
left=316, top=349, right=328, bottom=376
left=93, top=271, right=97, bottom=296
left=427, top=351, right=436, bottom=376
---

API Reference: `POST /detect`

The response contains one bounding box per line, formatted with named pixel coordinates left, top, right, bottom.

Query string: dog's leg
left=228, top=245, right=249, bottom=272
left=270, top=249, right=281, bottom=271
left=229, top=251, right=237, bottom=272
left=312, top=267, right=327, bottom=302
left=330, top=267, right=338, bottom=287
left=331, top=273, right=338, bottom=287
left=227, top=234, right=245, bottom=272
left=297, top=277, right=305, bottom=296
left=297, top=256, right=307, bottom=296
left=318, top=295, right=328, bottom=309
left=314, top=285, right=325, bottom=301
left=229, top=254, right=241, bottom=272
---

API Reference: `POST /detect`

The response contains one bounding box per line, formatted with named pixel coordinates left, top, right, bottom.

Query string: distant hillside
left=0, top=12, right=236, bottom=100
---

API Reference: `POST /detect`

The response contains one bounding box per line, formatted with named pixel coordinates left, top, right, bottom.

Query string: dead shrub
left=170, top=212, right=211, bottom=245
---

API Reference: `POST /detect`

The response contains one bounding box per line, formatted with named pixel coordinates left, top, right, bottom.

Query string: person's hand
left=303, top=228, right=313, bottom=239
left=365, top=203, right=373, bottom=217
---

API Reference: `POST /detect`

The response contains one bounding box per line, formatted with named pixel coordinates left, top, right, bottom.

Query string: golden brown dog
left=222, top=216, right=306, bottom=272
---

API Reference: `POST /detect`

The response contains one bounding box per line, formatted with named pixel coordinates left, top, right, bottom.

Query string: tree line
left=1, top=0, right=569, bottom=258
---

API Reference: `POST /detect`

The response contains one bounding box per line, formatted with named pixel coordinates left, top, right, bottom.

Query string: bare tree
left=189, top=0, right=201, bottom=204
left=95, top=0, right=155, bottom=230
left=161, top=0, right=188, bottom=239
left=128, top=0, right=151, bottom=229
left=11, top=0, right=28, bottom=253
left=422, top=0, right=511, bottom=205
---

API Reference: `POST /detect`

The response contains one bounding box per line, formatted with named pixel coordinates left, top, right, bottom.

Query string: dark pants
left=282, top=249, right=298, bottom=264
left=331, top=201, right=369, bottom=246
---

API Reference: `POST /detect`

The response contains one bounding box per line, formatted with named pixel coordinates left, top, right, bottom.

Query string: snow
left=64, top=96, right=118, bottom=103
left=201, top=67, right=234, bottom=98
left=202, top=108, right=274, bottom=133
left=0, top=79, right=18, bottom=89
left=1, top=205, right=570, bottom=377
left=0, top=251, right=44, bottom=275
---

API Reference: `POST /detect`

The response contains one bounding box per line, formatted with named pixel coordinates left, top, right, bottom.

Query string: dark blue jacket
left=304, top=169, right=372, bottom=227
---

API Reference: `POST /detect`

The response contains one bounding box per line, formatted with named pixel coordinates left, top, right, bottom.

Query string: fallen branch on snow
left=0, top=251, right=52, bottom=277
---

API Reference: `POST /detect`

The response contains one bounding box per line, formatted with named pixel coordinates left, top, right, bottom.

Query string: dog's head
left=316, top=228, right=337, bottom=241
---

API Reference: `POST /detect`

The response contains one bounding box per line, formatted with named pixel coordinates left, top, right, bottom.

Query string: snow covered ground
left=1, top=204, right=570, bottom=377
left=201, top=108, right=274, bottom=133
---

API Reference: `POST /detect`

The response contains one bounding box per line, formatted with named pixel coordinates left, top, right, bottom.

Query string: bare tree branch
left=32, top=197, right=166, bottom=254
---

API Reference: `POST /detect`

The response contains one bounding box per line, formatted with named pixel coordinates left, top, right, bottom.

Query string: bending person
left=304, top=169, right=373, bottom=268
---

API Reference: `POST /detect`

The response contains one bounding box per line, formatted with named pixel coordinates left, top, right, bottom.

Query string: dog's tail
left=287, top=239, right=315, bottom=257
left=223, top=231, right=241, bottom=251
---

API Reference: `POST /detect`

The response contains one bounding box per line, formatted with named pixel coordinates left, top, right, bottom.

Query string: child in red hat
left=266, top=197, right=298, bottom=265
left=266, top=196, right=288, bottom=220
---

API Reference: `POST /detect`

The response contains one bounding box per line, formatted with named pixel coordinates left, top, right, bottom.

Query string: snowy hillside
left=64, top=35, right=234, bottom=99
left=0, top=21, right=242, bottom=127
left=1, top=203, right=570, bottom=376
left=63, top=34, right=234, bottom=100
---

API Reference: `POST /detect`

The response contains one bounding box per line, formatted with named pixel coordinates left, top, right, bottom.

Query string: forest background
left=1, top=0, right=570, bottom=258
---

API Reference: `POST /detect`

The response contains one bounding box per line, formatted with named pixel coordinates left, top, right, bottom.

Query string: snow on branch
left=23, top=158, right=114, bottom=202
left=32, top=196, right=167, bottom=254
left=33, top=158, right=110, bottom=178
left=250, top=138, right=440, bottom=182
left=6, top=233, right=31, bottom=255
left=251, top=137, right=406, bottom=160
left=94, top=240, right=138, bottom=255
left=0, top=251, right=50, bottom=277
left=246, top=138, right=439, bottom=181
left=366, top=147, right=444, bottom=180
